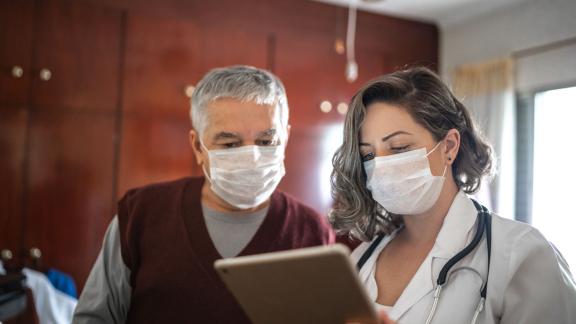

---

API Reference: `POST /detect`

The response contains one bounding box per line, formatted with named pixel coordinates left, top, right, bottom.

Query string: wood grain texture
left=0, top=109, right=28, bottom=260
left=1, top=0, right=437, bottom=289
left=24, top=111, right=116, bottom=287
left=31, top=0, right=122, bottom=112
left=0, top=0, right=34, bottom=107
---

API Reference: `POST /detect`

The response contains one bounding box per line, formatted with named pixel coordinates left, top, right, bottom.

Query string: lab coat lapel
left=389, top=192, right=478, bottom=320
left=388, top=253, right=435, bottom=319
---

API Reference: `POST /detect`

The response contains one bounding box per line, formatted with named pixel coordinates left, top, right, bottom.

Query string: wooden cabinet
left=122, top=13, right=202, bottom=118
left=0, top=109, right=28, bottom=260
left=31, top=0, right=122, bottom=112
left=1, top=0, right=437, bottom=290
left=25, top=112, right=116, bottom=282
left=0, top=0, right=122, bottom=288
left=0, top=0, right=34, bottom=107
left=118, top=115, right=196, bottom=197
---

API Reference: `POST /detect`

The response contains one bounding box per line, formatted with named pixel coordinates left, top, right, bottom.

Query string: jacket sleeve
left=73, top=216, right=132, bottom=324
left=500, top=227, right=576, bottom=324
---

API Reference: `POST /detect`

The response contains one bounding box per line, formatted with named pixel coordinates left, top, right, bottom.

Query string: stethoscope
left=356, top=199, right=492, bottom=324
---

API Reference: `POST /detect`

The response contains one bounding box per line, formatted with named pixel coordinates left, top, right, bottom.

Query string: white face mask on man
left=201, top=142, right=286, bottom=210
left=363, top=141, right=447, bottom=215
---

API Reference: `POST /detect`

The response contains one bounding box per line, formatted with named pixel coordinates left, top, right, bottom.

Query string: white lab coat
left=351, top=191, right=576, bottom=324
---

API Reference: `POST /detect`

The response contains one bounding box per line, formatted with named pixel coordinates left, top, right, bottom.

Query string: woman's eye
left=391, top=145, right=409, bottom=152
left=361, top=152, right=375, bottom=162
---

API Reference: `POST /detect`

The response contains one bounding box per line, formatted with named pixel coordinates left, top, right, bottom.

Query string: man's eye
left=361, top=152, right=375, bottom=162
left=222, top=142, right=241, bottom=148
left=256, top=139, right=277, bottom=146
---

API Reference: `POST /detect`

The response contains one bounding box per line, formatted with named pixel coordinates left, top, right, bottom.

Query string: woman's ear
left=444, top=129, right=460, bottom=166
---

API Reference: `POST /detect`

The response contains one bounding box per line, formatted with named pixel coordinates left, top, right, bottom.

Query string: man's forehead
left=203, top=99, right=283, bottom=135
left=207, top=99, right=278, bottom=117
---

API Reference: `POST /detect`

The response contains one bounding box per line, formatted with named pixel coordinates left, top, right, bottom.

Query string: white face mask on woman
left=363, top=141, right=447, bottom=215
left=201, top=142, right=286, bottom=209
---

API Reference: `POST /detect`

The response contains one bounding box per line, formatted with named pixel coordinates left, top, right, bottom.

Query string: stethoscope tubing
left=357, top=198, right=493, bottom=324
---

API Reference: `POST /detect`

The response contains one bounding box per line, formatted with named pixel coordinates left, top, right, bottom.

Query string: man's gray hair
left=190, top=65, right=289, bottom=136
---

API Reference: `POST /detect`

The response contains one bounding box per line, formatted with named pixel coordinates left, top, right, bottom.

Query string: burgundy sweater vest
left=117, top=177, right=334, bottom=323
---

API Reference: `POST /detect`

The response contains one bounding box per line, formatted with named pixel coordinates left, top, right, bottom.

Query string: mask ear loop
left=199, top=140, right=213, bottom=184
left=426, top=140, right=449, bottom=177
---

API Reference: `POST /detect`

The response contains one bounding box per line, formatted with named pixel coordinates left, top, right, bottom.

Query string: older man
left=73, top=66, right=334, bottom=323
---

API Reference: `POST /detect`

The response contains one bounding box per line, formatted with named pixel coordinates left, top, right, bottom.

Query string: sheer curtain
left=451, top=58, right=516, bottom=219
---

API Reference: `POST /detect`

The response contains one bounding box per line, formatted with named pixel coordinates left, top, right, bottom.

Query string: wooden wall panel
left=198, top=26, right=270, bottom=72
left=0, top=109, right=28, bottom=258
left=122, top=13, right=202, bottom=117
left=1, top=0, right=438, bottom=288
left=275, top=29, right=387, bottom=127
left=118, top=116, right=198, bottom=198
left=279, top=124, right=344, bottom=214
left=31, top=0, right=122, bottom=111
left=24, top=111, right=116, bottom=287
left=0, top=0, right=34, bottom=107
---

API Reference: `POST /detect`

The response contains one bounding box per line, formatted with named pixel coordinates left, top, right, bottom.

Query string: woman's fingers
left=346, top=311, right=395, bottom=324
left=378, top=310, right=395, bottom=324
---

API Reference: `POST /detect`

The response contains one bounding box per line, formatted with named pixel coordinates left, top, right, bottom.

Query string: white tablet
left=214, top=244, right=378, bottom=324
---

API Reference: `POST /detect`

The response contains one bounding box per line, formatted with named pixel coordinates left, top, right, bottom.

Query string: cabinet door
left=198, top=25, right=270, bottom=73
left=122, top=13, right=270, bottom=119
left=31, top=0, right=122, bottom=112
left=0, top=109, right=28, bottom=259
left=117, top=116, right=197, bottom=197
left=25, top=111, right=116, bottom=288
left=122, top=13, right=203, bottom=118
left=0, top=0, right=34, bottom=107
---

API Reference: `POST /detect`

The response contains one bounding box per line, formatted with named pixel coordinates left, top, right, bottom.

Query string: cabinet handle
left=11, top=65, right=24, bottom=78
left=1, top=249, right=13, bottom=261
left=39, top=68, right=52, bottom=81
left=29, top=247, right=42, bottom=259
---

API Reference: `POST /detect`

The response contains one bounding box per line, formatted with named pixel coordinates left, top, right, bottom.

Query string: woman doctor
left=332, top=67, right=576, bottom=324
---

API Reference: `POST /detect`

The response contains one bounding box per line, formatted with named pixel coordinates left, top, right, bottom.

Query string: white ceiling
left=314, top=0, right=533, bottom=27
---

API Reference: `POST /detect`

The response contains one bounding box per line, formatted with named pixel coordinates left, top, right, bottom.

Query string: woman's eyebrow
left=381, top=130, right=412, bottom=142
left=359, top=130, right=412, bottom=146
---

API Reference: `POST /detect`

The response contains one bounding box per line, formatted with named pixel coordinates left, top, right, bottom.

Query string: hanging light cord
left=346, top=2, right=357, bottom=63
left=345, top=2, right=358, bottom=82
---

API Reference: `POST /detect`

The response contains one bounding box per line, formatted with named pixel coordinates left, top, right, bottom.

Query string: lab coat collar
left=389, top=191, right=478, bottom=320
left=431, top=191, right=478, bottom=260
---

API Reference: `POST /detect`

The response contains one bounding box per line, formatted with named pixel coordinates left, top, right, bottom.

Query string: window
left=531, top=86, right=576, bottom=270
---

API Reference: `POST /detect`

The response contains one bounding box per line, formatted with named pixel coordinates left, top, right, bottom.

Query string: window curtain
left=451, top=58, right=516, bottom=219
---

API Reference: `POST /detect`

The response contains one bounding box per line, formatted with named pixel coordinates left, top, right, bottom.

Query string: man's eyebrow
left=213, top=132, right=241, bottom=141
left=257, top=128, right=277, bottom=137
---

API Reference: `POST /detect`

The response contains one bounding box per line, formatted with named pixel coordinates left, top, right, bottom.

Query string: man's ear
left=284, top=124, right=291, bottom=146
left=444, top=128, right=460, bottom=165
left=189, top=129, right=204, bottom=165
